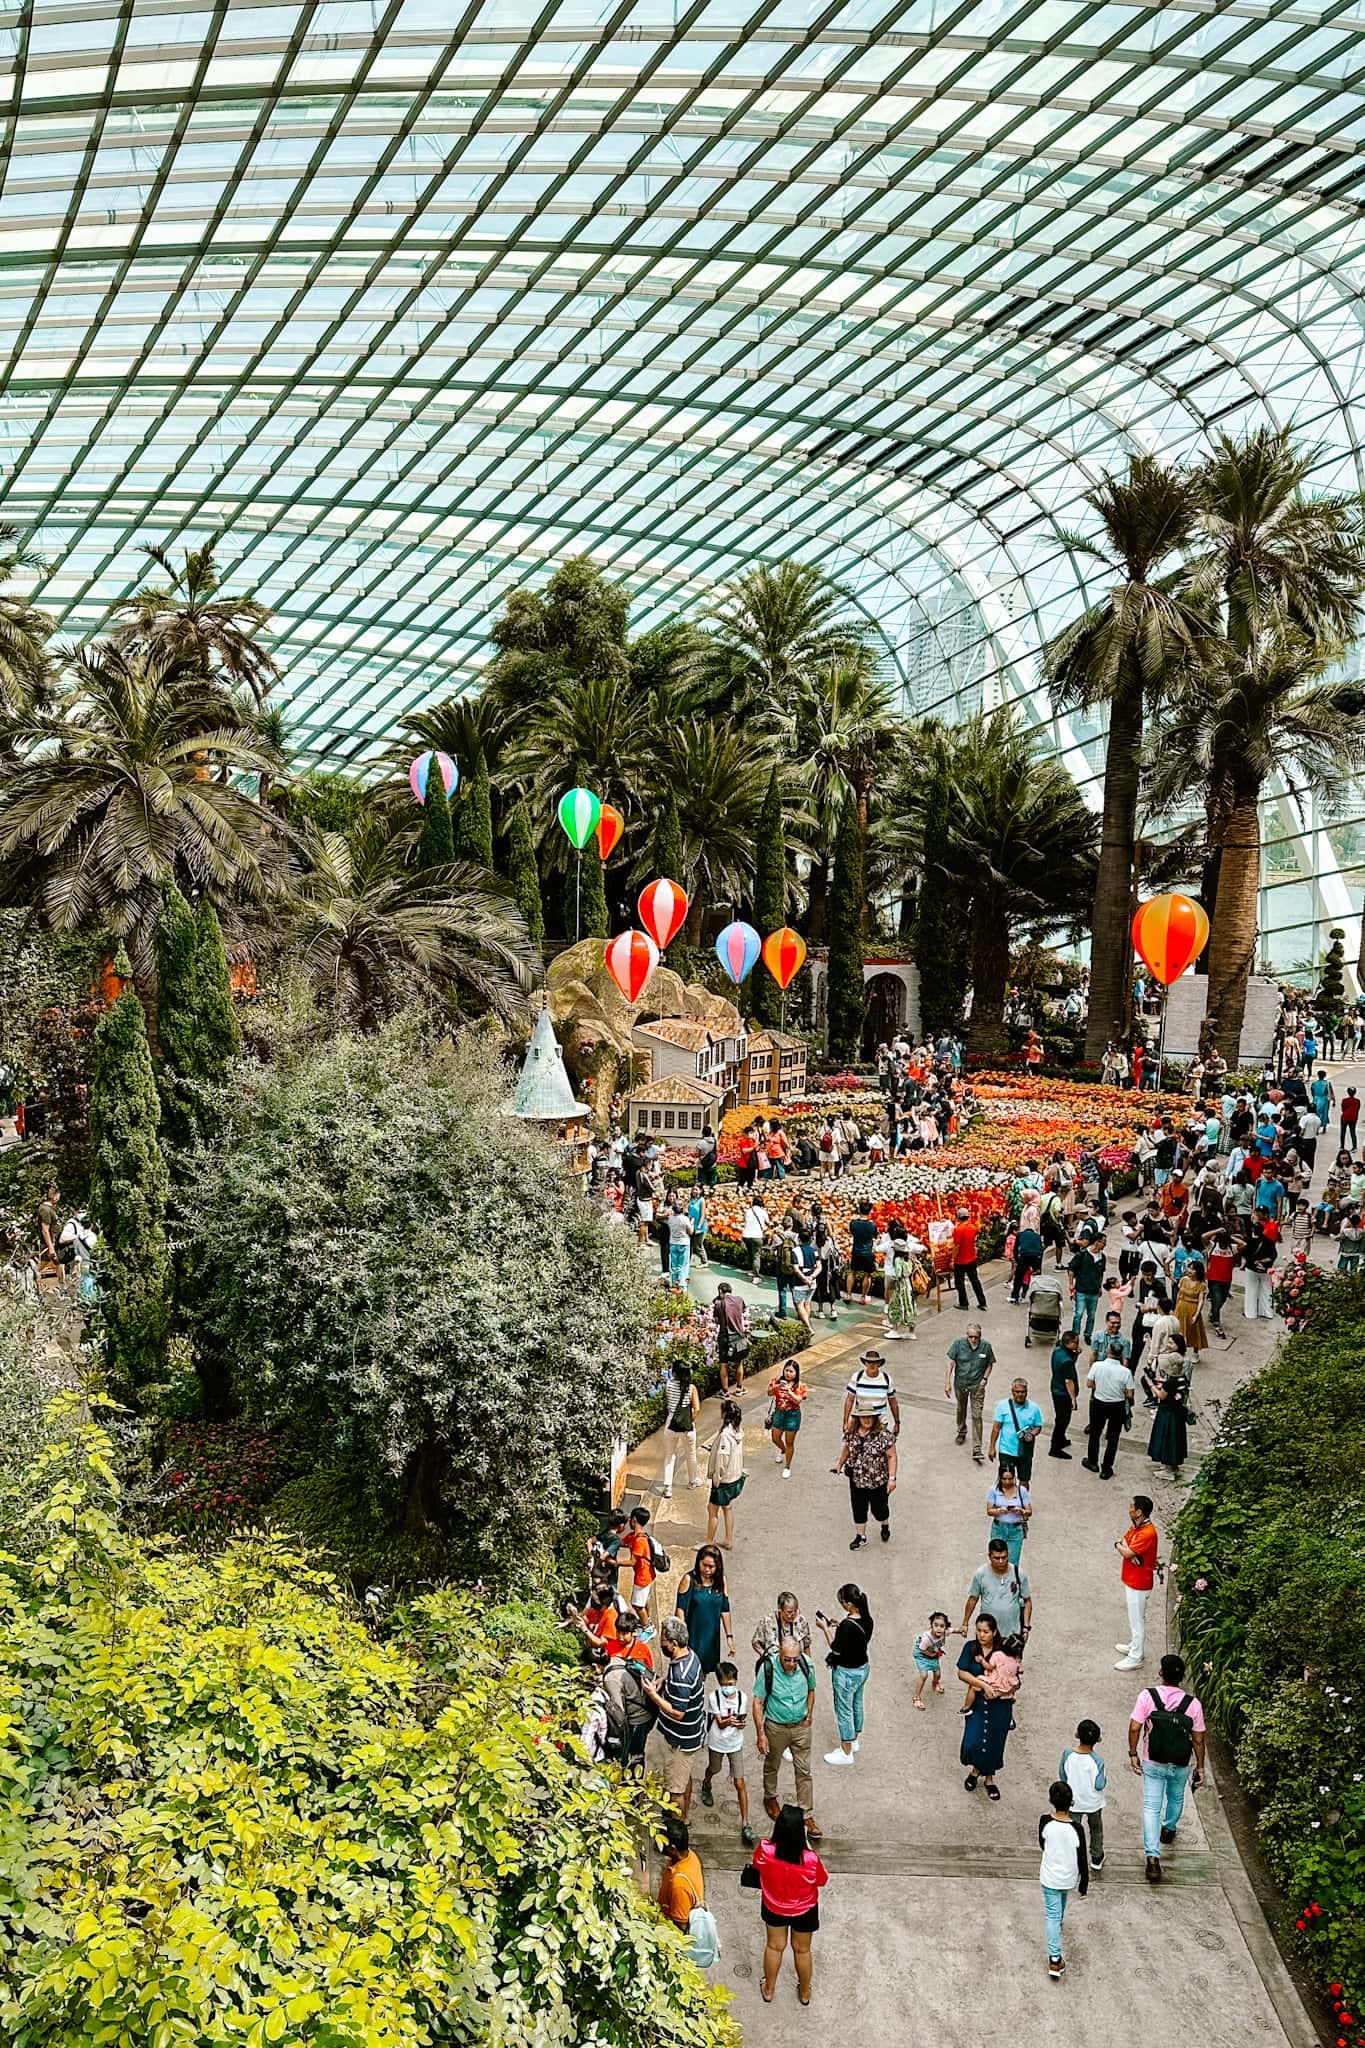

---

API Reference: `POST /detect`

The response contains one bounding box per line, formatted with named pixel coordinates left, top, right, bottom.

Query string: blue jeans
left=1072, top=1292, right=1099, bottom=1342
left=776, top=1278, right=790, bottom=1316
left=832, top=1664, right=868, bottom=1744
left=1142, top=1759, right=1191, bottom=1854
left=669, top=1244, right=690, bottom=1288
left=1042, top=1885, right=1069, bottom=1959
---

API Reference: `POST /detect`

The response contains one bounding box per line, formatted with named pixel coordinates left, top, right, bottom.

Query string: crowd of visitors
left=563, top=1009, right=1351, bottom=2001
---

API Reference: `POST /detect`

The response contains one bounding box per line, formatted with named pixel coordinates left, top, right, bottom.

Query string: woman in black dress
left=1148, top=1372, right=1190, bottom=1475
left=956, top=1615, right=1014, bottom=1799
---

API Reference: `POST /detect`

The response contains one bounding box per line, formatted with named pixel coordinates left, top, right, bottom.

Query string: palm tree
left=0, top=645, right=284, bottom=985
left=911, top=710, right=1098, bottom=1057
left=110, top=535, right=281, bottom=708
left=801, top=653, right=905, bottom=933
left=1183, top=427, right=1365, bottom=1032
left=1044, top=455, right=1205, bottom=1062
left=644, top=717, right=794, bottom=942
left=505, top=671, right=650, bottom=870
left=688, top=562, right=869, bottom=721
left=0, top=526, right=55, bottom=718
left=278, top=808, right=536, bottom=1029
left=1150, top=625, right=1365, bottom=1055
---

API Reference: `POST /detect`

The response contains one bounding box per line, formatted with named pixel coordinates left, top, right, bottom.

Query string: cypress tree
left=452, top=741, right=494, bottom=868
left=89, top=964, right=172, bottom=1388
left=507, top=800, right=544, bottom=950
left=194, top=901, right=240, bottom=1086
left=580, top=838, right=609, bottom=940
left=417, top=765, right=455, bottom=868
left=154, top=879, right=201, bottom=1151
left=913, top=761, right=958, bottom=1038
left=751, top=768, right=785, bottom=1025
left=651, top=791, right=695, bottom=979
left=826, top=797, right=866, bottom=1062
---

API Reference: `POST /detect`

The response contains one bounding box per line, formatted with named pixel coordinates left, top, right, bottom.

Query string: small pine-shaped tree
left=452, top=742, right=494, bottom=868
left=1319, top=926, right=1346, bottom=1026
left=89, top=966, right=172, bottom=1387
left=580, top=839, right=609, bottom=940
left=751, top=768, right=785, bottom=1025
left=417, top=766, right=455, bottom=868
left=507, top=800, right=545, bottom=950
left=826, top=797, right=866, bottom=1062
left=650, top=791, right=695, bottom=978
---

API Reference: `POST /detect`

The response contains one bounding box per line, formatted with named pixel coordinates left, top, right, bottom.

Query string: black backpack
left=649, top=1533, right=672, bottom=1573
left=1145, top=1689, right=1196, bottom=1766
left=600, top=1660, right=655, bottom=1759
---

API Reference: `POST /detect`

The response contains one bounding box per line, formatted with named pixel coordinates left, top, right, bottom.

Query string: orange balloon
left=762, top=926, right=807, bottom=991
left=1131, top=892, right=1210, bottom=986
left=596, top=803, right=624, bottom=860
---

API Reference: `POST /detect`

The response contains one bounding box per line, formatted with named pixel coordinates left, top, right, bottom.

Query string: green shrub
left=482, top=1596, right=581, bottom=1667
left=1175, top=1268, right=1365, bottom=2013
left=266, top=1467, right=456, bottom=1590
left=625, top=1316, right=809, bottom=1445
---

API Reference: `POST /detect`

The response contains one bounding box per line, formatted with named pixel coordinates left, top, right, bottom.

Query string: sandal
left=761, top=1984, right=775, bottom=2004
left=964, top=1773, right=979, bottom=1792
left=913, top=1697, right=926, bottom=1711
left=986, top=1783, right=1002, bottom=1801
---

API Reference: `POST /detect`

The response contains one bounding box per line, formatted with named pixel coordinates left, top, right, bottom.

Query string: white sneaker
left=661, top=1488, right=672, bottom=1500
left=823, top=1749, right=854, bottom=1766
left=852, top=1739, right=860, bottom=1752
left=1115, top=1644, right=1130, bottom=1653
left=1115, top=1656, right=1143, bottom=1670
left=781, top=1467, right=791, bottom=1480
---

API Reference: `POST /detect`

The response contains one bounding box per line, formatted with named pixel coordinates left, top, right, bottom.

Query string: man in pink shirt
left=1129, top=1651, right=1206, bottom=1882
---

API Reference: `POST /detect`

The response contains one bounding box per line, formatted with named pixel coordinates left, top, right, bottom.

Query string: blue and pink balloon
left=715, top=919, right=761, bottom=986
left=409, top=750, right=458, bottom=804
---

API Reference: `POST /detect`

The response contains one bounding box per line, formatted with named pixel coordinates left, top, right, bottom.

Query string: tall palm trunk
left=1083, top=665, right=1144, bottom=1062
left=1204, top=774, right=1262, bottom=1060
left=967, top=891, right=1010, bottom=1057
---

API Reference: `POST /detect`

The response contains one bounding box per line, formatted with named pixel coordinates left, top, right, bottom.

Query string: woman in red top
left=751, top=1804, right=829, bottom=2006
left=1200, top=1228, right=1236, bottom=1334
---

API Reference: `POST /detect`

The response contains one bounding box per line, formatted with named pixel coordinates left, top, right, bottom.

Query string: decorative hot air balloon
left=638, top=877, right=689, bottom=952
left=409, top=750, right=458, bottom=804
left=596, top=803, right=624, bottom=860
left=762, top=927, right=807, bottom=991
left=715, top=919, right=761, bottom=987
left=558, top=787, right=602, bottom=850
left=604, top=928, right=659, bottom=1005
left=1131, top=892, right=1211, bottom=986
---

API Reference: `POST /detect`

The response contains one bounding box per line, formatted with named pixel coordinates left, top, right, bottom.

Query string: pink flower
left=1195, top=1577, right=1208, bottom=1591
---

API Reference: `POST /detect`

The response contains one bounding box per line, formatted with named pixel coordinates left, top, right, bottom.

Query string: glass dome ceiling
left=3, top=0, right=1364, bottom=865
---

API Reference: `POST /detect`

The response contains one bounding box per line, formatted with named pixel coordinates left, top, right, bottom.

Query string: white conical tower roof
left=508, top=1003, right=590, bottom=1122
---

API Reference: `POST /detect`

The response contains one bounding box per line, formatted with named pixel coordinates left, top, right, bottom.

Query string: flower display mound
left=701, top=1074, right=1164, bottom=1261
left=1175, top=1268, right=1365, bottom=2029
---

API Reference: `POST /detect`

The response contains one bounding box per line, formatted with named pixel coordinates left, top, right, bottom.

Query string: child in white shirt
left=1058, top=1717, right=1106, bottom=1869
left=701, top=1662, right=755, bottom=1844
left=1038, top=1781, right=1089, bottom=1977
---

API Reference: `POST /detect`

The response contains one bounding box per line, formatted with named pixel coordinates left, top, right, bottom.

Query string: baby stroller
left=1023, top=1275, right=1063, bottom=1349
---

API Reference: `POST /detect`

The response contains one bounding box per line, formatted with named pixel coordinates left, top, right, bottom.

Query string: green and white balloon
left=557, top=787, right=602, bottom=850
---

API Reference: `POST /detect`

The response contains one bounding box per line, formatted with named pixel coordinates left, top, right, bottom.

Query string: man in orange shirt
left=1114, top=1494, right=1159, bottom=1671
left=1158, top=1171, right=1190, bottom=1226
left=952, top=1205, right=987, bottom=1310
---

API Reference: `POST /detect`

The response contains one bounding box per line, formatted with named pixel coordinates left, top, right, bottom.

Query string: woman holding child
left=957, top=1614, right=1020, bottom=1800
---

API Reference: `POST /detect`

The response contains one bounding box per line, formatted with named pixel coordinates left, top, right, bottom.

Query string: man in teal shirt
left=989, top=1375, right=1044, bottom=1483
left=754, top=1635, right=821, bottom=1840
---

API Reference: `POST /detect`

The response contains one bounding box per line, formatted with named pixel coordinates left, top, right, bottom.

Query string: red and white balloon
left=637, top=877, right=689, bottom=951
left=604, top=928, right=659, bottom=1004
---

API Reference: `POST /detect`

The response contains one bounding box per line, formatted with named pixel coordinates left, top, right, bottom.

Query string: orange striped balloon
left=762, top=926, right=807, bottom=991
left=638, top=877, right=689, bottom=951
left=596, top=803, right=624, bottom=860
left=1131, top=892, right=1210, bottom=986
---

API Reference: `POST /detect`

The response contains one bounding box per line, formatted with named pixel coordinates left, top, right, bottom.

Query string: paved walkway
left=630, top=1134, right=1335, bottom=2044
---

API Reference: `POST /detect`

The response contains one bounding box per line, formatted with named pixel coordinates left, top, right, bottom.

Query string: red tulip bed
left=689, top=1075, right=1178, bottom=1265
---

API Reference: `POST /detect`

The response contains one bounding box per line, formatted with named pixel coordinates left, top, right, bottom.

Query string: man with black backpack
left=1128, top=1651, right=1206, bottom=1882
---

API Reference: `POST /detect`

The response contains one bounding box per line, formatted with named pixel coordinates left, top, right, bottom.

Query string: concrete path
left=631, top=1160, right=1330, bottom=2045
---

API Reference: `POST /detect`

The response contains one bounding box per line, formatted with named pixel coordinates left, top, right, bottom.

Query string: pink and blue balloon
left=715, top=919, right=761, bottom=986
left=409, top=750, right=458, bottom=804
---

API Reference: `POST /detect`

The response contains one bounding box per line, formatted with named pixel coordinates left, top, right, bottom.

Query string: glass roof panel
left=0, top=0, right=1360, bottom=764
